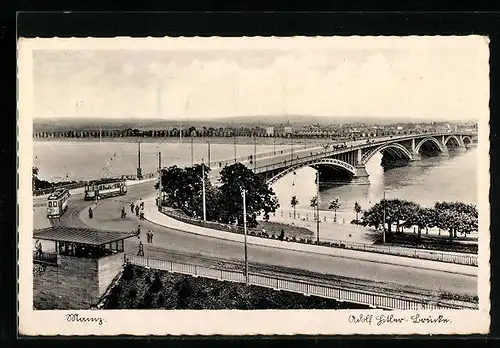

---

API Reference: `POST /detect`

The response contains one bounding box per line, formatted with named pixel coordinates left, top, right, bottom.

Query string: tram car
left=84, top=178, right=127, bottom=201
left=47, top=188, right=71, bottom=219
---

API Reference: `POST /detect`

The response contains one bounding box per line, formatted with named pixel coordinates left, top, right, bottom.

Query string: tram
left=84, top=178, right=127, bottom=201
left=47, top=188, right=71, bottom=219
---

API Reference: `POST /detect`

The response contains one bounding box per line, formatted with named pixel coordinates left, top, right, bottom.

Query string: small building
left=32, top=226, right=136, bottom=310
left=265, top=126, right=275, bottom=136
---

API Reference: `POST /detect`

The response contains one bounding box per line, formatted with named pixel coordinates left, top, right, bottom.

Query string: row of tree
left=290, top=195, right=361, bottom=223
left=156, top=163, right=279, bottom=228
left=360, top=199, right=478, bottom=241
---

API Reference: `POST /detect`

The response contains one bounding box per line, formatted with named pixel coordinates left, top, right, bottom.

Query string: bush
left=149, top=273, right=163, bottom=293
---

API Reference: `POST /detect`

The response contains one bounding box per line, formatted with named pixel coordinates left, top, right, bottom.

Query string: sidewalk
left=269, top=207, right=478, bottom=243
left=141, top=197, right=476, bottom=276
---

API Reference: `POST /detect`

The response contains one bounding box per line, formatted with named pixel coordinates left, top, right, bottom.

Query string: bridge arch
left=415, top=137, right=446, bottom=153
left=360, top=143, right=413, bottom=165
left=266, top=158, right=356, bottom=185
left=462, top=136, right=472, bottom=145
left=444, top=135, right=462, bottom=147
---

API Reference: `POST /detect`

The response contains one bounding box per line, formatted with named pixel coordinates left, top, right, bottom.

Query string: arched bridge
left=209, top=132, right=476, bottom=186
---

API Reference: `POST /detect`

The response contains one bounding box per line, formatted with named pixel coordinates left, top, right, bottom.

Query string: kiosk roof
left=33, top=226, right=136, bottom=246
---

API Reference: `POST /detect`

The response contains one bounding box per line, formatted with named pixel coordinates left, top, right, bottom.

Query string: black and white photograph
left=18, top=36, right=490, bottom=335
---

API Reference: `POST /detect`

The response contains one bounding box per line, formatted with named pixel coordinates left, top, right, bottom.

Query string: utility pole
left=253, top=135, right=257, bottom=173
left=190, top=136, right=194, bottom=166
left=383, top=190, right=386, bottom=244
left=290, top=135, right=294, bottom=165
left=316, top=171, right=320, bottom=244
left=137, top=141, right=142, bottom=179
left=207, top=141, right=211, bottom=168
left=202, top=158, right=207, bottom=223
left=233, top=134, right=237, bottom=162
left=242, top=189, right=249, bottom=285
left=273, top=136, right=276, bottom=155
left=157, top=152, right=162, bottom=207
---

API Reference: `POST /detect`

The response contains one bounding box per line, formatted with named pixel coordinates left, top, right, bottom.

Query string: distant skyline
left=30, top=37, right=489, bottom=122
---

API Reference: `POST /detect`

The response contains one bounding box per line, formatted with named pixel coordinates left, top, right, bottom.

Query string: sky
left=30, top=36, right=489, bottom=121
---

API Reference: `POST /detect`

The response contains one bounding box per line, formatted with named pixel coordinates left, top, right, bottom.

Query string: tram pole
left=316, top=171, right=320, bottom=244
left=242, top=188, right=249, bottom=285
left=191, top=136, right=194, bottom=166
left=202, top=158, right=207, bottom=223
left=207, top=141, right=211, bottom=168
left=157, top=152, right=162, bottom=207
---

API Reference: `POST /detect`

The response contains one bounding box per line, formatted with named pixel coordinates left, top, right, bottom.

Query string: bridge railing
left=124, top=254, right=476, bottom=310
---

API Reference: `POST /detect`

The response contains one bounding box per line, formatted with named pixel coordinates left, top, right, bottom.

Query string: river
left=272, top=148, right=478, bottom=213
left=34, top=140, right=477, bottom=211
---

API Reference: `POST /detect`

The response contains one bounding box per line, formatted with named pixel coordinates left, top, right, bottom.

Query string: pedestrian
left=135, top=205, right=139, bottom=216
left=137, top=241, right=144, bottom=256
left=88, top=207, right=93, bottom=219
left=279, top=228, right=285, bottom=241
left=150, top=231, right=154, bottom=244
left=130, top=202, right=134, bottom=213
left=137, top=224, right=141, bottom=237
left=121, top=206, right=126, bottom=218
left=146, top=231, right=151, bottom=243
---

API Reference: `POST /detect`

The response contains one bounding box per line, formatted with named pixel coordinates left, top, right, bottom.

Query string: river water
left=272, top=148, right=478, bottom=213
left=34, top=140, right=295, bottom=182
left=34, top=141, right=477, bottom=211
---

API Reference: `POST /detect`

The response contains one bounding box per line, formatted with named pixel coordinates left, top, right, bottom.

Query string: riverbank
left=33, top=136, right=332, bottom=146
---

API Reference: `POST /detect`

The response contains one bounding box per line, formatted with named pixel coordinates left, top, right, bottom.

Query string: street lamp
left=316, top=171, right=320, bottom=244
left=382, top=189, right=386, bottom=244
left=202, top=158, right=207, bottom=223
left=242, top=188, right=249, bottom=285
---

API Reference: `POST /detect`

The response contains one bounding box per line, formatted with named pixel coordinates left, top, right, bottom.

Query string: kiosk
left=33, top=226, right=136, bottom=309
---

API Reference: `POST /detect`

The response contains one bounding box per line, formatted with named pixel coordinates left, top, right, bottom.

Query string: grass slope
left=103, top=264, right=370, bottom=310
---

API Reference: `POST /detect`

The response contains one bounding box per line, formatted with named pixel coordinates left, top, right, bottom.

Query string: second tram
left=84, top=178, right=127, bottom=201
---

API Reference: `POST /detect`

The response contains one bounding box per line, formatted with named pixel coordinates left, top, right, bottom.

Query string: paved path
left=33, top=181, right=477, bottom=297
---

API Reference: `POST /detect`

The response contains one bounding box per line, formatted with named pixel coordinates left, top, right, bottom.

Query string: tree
left=328, top=198, right=341, bottom=222
left=353, top=201, right=362, bottom=222
left=218, top=163, right=279, bottom=227
left=155, top=164, right=212, bottom=218
left=434, top=202, right=478, bottom=241
left=309, top=196, right=318, bottom=209
left=290, top=196, right=299, bottom=219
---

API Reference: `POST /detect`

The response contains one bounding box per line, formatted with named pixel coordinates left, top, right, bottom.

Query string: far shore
left=33, top=136, right=338, bottom=146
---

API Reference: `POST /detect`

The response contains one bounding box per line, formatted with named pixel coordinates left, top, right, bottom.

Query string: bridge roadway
left=34, top=181, right=477, bottom=298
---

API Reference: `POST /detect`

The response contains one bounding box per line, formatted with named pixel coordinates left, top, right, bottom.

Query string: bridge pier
left=450, top=145, right=467, bottom=153
left=439, top=147, right=450, bottom=157
left=352, top=165, right=370, bottom=185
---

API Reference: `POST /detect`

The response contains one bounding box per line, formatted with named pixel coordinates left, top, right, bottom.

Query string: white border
left=18, top=36, right=491, bottom=336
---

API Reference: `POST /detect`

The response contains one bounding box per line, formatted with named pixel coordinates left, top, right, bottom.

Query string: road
left=34, top=180, right=477, bottom=298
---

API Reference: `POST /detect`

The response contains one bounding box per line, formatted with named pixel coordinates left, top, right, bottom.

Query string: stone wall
left=33, top=252, right=126, bottom=310
left=98, top=252, right=125, bottom=296
left=33, top=255, right=99, bottom=309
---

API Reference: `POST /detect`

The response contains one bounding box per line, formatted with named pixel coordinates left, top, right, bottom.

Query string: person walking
left=146, top=231, right=150, bottom=243
left=137, top=241, right=144, bottom=256
left=88, top=207, right=93, bottom=219
left=150, top=231, right=154, bottom=244
left=279, top=228, right=285, bottom=242
left=135, top=205, right=140, bottom=217
left=121, top=206, right=126, bottom=218
left=137, top=224, right=141, bottom=237
left=130, top=202, right=135, bottom=214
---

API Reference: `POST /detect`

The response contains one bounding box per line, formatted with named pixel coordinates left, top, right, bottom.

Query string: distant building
left=265, top=126, right=275, bottom=136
